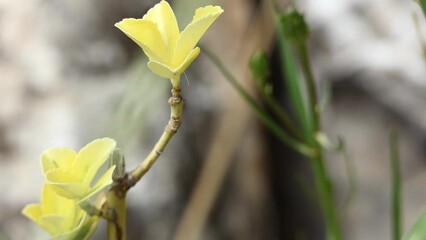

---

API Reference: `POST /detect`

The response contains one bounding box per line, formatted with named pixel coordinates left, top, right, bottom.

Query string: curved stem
left=128, top=86, right=184, bottom=187
left=106, top=85, right=184, bottom=240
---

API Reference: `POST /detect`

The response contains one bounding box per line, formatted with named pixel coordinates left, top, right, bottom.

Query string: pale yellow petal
left=45, top=169, right=81, bottom=183
left=72, top=138, right=116, bottom=181
left=143, top=0, right=180, bottom=58
left=22, top=185, right=90, bottom=238
left=22, top=204, right=42, bottom=222
left=173, top=5, right=223, bottom=66
left=41, top=148, right=77, bottom=175
left=40, top=184, right=73, bottom=214
left=23, top=206, right=63, bottom=236
left=40, top=184, right=67, bottom=214
left=79, top=165, right=116, bottom=203
left=148, top=46, right=199, bottom=81
left=48, top=182, right=88, bottom=200
left=147, top=60, right=176, bottom=79
left=173, top=47, right=200, bottom=76
left=51, top=214, right=99, bottom=240
left=23, top=185, right=77, bottom=234
left=115, top=19, right=167, bottom=62
left=40, top=215, right=73, bottom=236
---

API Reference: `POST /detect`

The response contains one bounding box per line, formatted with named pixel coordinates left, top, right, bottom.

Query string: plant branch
left=105, top=86, right=184, bottom=240
left=202, top=46, right=315, bottom=157
left=254, top=78, right=306, bottom=142
left=128, top=86, right=184, bottom=186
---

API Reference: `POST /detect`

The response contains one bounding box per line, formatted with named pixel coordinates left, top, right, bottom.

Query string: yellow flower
left=115, top=0, right=223, bottom=85
left=22, top=185, right=100, bottom=240
left=41, top=138, right=117, bottom=201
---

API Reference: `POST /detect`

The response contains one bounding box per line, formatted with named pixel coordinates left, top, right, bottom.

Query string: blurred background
left=1, top=0, right=426, bottom=239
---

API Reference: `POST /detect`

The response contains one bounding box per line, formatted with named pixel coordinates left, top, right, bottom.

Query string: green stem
left=106, top=150, right=128, bottom=240
left=276, top=23, right=312, bottom=140
left=202, top=46, right=315, bottom=157
left=105, top=86, right=184, bottom=239
left=297, top=43, right=319, bottom=131
left=128, top=86, right=184, bottom=185
left=298, top=41, right=342, bottom=240
left=255, top=80, right=305, bottom=142
left=340, top=140, right=357, bottom=207
left=107, top=189, right=127, bottom=240
left=310, top=148, right=342, bottom=240
left=389, top=126, right=402, bottom=240
left=419, top=0, right=426, bottom=18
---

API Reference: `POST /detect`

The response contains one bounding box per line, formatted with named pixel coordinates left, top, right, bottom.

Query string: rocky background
left=1, top=0, right=426, bottom=240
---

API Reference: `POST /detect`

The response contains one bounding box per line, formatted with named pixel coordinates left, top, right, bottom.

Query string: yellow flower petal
left=25, top=212, right=56, bottom=235
left=147, top=60, right=176, bottom=79
left=173, top=47, right=200, bottom=76
left=115, top=19, right=167, bottom=62
left=147, top=47, right=200, bottom=84
left=40, top=215, right=75, bottom=236
left=173, top=5, right=223, bottom=67
left=45, top=169, right=88, bottom=199
left=46, top=169, right=82, bottom=183
left=41, top=148, right=77, bottom=176
left=48, top=182, right=88, bottom=200
left=51, top=214, right=99, bottom=240
left=72, top=138, right=116, bottom=181
left=148, top=47, right=200, bottom=83
left=41, top=184, right=74, bottom=215
left=22, top=185, right=81, bottom=236
left=143, top=0, right=180, bottom=58
left=83, top=165, right=116, bottom=202
left=22, top=204, right=42, bottom=223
